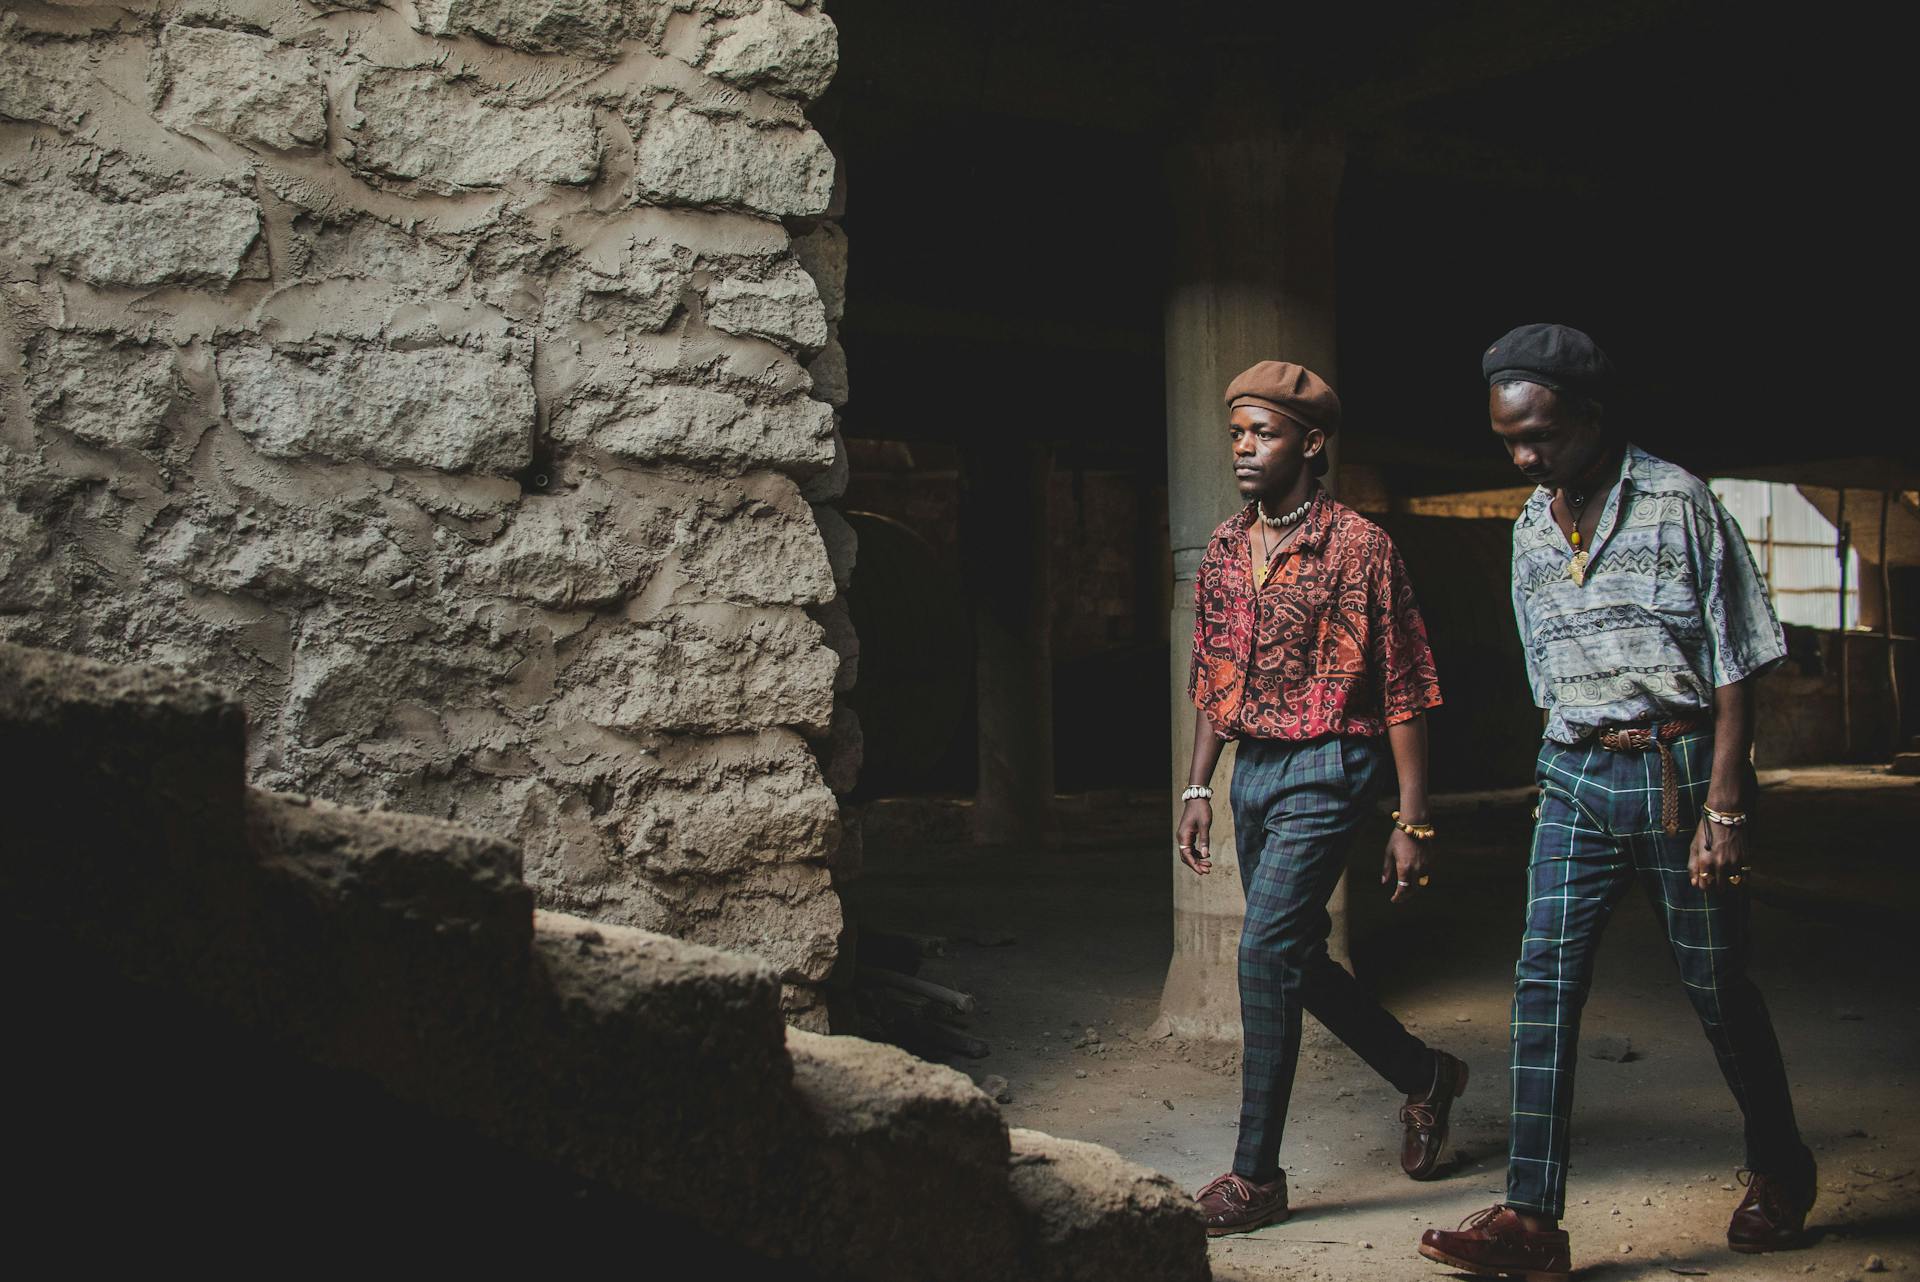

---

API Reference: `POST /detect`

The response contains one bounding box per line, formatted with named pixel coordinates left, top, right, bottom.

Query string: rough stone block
left=414, top=0, right=661, bottom=60
left=814, top=699, right=860, bottom=795
left=703, top=3, right=838, bottom=101
left=672, top=857, right=843, bottom=983
left=789, top=221, right=846, bottom=322
left=349, top=70, right=601, bottom=192
left=0, top=184, right=259, bottom=287
left=633, top=107, right=834, bottom=217
left=561, top=609, right=836, bottom=735
left=26, top=332, right=181, bottom=451
left=812, top=502, right=857, bottom=593
left=1007, top=1128, right=1209, bottom=1282
left=0, top=25, right=101, bottom=128
left=805, top=336, right=848, bottom=409
left=777, top=1027, right=1021, bottom=1281
left=461, top=498, right=656, bottom=608
left=290, top=215, right=473, bottom=293
left=806, top=594, right=858, bottom=694
left=672, top=479, right=837, bottom=606
left=619, top=742, right=839, bottom=878
left=284, top=623, right=534, bottom=750
left=152, top=508, right=413, bottom=606
left=220, top=341, right=534, bottom=474
left=780, top=980, right=829, bottom=1032
left=798, top=425, right=848, bottom=501
left=156, top=23, right=325, bottom=149
left=554, top=383, right=835, bottom=474
left=706, top=258, right=830, bottom=351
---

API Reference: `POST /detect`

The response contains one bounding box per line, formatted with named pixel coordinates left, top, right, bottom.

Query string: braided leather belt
left=1595, top=719, right=1702, bottom=835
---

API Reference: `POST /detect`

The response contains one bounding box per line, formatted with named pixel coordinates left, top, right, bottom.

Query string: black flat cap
left=1482, top=323, right=1614, bottom=402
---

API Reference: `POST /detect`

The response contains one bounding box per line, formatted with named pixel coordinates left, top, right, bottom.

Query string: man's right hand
left=1176, top=798, right=1213, bottom=875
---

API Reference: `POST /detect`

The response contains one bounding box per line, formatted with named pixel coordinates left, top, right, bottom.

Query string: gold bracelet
left=1391, top=811, right=1437, bottom=840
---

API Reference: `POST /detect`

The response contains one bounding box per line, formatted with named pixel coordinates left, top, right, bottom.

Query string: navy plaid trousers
left=1229, top=735, right=1432, bottom=1181
left=1506, top=731, right=1809, bottom=1217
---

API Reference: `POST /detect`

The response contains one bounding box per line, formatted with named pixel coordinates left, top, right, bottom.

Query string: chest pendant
left=1567, top=528, right=1589, bottom=586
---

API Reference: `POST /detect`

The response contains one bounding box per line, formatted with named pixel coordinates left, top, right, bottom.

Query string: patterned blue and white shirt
left=1511, top=444, right=1786, bottom=744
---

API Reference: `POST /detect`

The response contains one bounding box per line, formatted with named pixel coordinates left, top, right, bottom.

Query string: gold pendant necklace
left=1567, top=526, right=1589, bottom=586
left=1563, top=490, right=1590, bottom=586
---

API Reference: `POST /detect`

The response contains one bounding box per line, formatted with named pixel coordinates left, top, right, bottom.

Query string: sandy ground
left=848, top=766, right=1920, bottom=1281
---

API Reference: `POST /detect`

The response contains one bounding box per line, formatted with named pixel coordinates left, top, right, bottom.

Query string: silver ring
left=1178, top=844, right=1192, bottom=851
left=1396, top=879, right=1411, bottom=887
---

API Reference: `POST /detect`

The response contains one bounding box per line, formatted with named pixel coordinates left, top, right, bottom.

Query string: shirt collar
left=1520, top=442, right=1641, bottom=525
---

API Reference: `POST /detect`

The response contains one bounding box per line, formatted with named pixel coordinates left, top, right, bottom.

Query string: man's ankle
left=1512, top=1209, right=1559, bottom=1233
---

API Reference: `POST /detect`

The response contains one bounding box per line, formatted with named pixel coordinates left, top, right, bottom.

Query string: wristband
left=1391, top=811, right=1437, bottom=840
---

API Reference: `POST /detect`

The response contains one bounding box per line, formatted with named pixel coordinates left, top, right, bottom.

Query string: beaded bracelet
left=1391, top=811, right=1437, bottom=840
left=1702, top=806, right=1748, bottom=827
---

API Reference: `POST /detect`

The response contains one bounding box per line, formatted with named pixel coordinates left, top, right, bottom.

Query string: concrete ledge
left=779, top=1026, right=1023, bottom=1280
left=237, top=787, right=536, bottom=1092
left=515, top=912, right=794, bottom=1219
left=1008, top=1128, right=1209, bottom=1282
left=0, top=643, right=1211, bottom=1279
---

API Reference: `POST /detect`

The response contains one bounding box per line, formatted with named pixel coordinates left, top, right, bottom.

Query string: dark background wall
left=815, top=0, right=1909, bottom=801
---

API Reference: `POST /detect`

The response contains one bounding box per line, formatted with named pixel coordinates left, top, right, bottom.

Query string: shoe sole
left=1205, top=1205, right=1290, bottom=1237
left=1728, top=1234, right=1808, bottom=1254
left=1418, top=1242, right=1568, bottom=1281
left=1407, top=1058, right=1470, bottom=1182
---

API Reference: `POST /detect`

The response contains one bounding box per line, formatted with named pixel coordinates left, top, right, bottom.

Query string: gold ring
left=1417, top=875, right=1431, bottom=887
left=1726, top=874, right=1743, bottom=886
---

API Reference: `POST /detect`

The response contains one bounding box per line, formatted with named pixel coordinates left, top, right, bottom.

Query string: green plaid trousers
left=1506, top=730, right=1810, bottom=1217
left=1229, top=734, right=1433, bottom=1181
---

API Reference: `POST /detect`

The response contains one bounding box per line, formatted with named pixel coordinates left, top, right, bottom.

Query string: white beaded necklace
left=1257, top=496, right=1313, bottom=528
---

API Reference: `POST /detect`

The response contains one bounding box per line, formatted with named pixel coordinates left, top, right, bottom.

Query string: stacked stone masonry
left=0, top=0, right=859, bottom=1018
left=0, top=642, right=1208, bottom=1278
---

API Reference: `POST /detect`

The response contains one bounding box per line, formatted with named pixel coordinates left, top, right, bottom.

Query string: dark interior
left=811, top=0, right=1905, bottom=801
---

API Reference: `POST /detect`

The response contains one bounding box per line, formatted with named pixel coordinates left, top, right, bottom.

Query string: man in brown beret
left=1180, top=360, right=1463, bottom=1234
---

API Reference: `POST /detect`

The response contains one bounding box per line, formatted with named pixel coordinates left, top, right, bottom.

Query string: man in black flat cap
left=1418, top=325, right=1815, bottom=1280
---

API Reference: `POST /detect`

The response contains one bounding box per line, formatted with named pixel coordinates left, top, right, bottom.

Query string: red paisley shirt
left=1189, top=490, right=1442, bottom=740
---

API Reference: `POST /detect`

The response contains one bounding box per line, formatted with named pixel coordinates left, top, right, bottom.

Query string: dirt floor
left=848, top=766, right=1920, bottom=1281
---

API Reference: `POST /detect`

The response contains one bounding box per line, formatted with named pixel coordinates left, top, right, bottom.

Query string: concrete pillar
left=1156, top=131, right=1345, bottom=1043
left=966, top=443, right=1056, bottom=845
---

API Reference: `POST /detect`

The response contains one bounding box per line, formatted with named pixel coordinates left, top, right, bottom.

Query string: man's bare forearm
left=1188, top=708, right=1227, bottom=787
left=1386, top=714, right=1431, bottom=823
left=1706, top=679, right=1753, bottom=812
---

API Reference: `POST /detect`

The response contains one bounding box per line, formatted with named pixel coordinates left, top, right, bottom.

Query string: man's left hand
left=1689, top=814, right=1748, bottom=890
left=1382, top=829, right=1431, bottom=905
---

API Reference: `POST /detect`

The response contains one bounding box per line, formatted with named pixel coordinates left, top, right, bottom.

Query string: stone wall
left=0, top=0, right=858, bottom=1021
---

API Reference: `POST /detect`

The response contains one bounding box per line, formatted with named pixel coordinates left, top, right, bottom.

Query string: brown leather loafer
left=1727, top=1164, right=1816, bottom=1253
left=1194, top=1171, right=1288, bottom=1236
left=1419, top=1204, right=1571, bottom=1280
left=1401, top=1049, right=1469, bottom=1180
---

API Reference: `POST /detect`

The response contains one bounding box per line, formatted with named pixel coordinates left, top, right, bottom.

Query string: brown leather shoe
left=1401, top=1050, right=1469, bottom=1180
left=1419, top=1205, right=1571, bottom=1280
left=1727, top=1164, right=1816, bottom=1253
left=1194, top=1171, right=1288, bottom=1236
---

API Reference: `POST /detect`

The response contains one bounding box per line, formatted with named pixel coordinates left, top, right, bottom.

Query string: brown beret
left=1223, top=361, right=1342, bottom=436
